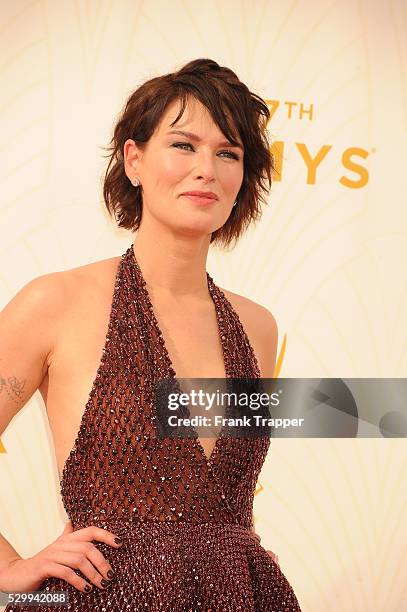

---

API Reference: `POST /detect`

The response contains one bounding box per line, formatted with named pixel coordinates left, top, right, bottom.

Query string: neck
left=132, top=233, right=211, bottom=301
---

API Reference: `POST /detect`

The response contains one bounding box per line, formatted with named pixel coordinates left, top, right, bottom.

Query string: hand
left=266, top=549, right=279, bottom=565
left=0, top=520, right=123, bottom=594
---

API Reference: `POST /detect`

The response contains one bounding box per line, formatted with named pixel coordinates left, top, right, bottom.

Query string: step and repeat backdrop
left=1, top=1, right=406, bottom=610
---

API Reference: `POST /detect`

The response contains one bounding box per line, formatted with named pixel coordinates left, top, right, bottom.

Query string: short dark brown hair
left=101, top=58, right=275, bottom=249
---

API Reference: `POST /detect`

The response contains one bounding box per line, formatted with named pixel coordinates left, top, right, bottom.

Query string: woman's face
left=123, top=96, right=244, bottom=240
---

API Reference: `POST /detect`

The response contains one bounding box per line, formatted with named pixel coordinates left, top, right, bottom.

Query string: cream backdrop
left=1, top=1, right=406, bottom=611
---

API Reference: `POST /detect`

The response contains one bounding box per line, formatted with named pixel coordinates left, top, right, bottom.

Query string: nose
left=194, top=151, right=216, bottom=182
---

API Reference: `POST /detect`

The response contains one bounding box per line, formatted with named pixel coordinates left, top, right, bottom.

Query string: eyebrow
left=166, top=129, right=244, bottom=150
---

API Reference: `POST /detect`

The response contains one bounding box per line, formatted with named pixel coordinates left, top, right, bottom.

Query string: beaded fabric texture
left=6, top=245, right=302, bottom=611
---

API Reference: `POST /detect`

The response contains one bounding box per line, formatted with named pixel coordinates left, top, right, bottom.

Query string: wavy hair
left=101, top=58, right=275, bottom=249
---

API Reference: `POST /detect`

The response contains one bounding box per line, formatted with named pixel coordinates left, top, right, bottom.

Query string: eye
left=172, top=142, right=193, bottom=152
left=171, top=142, right=240, bottom=160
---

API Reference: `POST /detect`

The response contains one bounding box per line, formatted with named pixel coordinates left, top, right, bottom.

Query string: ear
left=123, top=138, right=144, bottom=175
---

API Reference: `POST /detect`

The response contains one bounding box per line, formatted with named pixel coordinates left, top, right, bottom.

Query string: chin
left=170, top=220, right=219, bottom=238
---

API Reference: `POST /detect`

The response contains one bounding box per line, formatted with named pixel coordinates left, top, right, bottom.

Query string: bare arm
left=256, top=305, right=278, bottom=379
left=0, top=271, right=141, bottom=595
left=250, top=511, right=258, bottom=533
left=0, top=274, right=61, bottom=571
left=251, top=307, right=278, bottom=544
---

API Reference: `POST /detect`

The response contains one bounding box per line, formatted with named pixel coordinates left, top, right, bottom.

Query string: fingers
left=69, top=526, right=123, bottom=549
left=48, top=524, right=123, bottom=593
left=42, top=560, right=96, bottom=594
left=45, top=550, right=113, bottom=592
left=61, top=541, right=115, bottom=586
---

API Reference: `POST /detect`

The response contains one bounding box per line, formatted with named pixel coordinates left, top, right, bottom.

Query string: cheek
left=155, top=152, right=188, bottom=185
left=222, top=166, right=244, bottom=193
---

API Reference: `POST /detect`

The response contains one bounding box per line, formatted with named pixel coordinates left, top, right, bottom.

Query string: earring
left=233, top=199, right=238, bottom=207
left=131, top=177, right=140, bottom=187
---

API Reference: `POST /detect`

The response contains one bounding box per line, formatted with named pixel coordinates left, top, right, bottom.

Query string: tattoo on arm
left=0, top=373, right=26, bottom=404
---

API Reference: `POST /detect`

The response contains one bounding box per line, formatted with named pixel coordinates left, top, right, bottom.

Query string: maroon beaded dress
left=6, top=245, right=302, bottom=611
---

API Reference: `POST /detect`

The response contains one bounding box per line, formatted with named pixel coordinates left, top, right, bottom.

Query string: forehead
left=156, top=97, right=240, bottom=141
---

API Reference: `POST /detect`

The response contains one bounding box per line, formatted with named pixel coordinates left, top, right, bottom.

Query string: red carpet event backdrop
left=1, top=1, right=406, bottom=611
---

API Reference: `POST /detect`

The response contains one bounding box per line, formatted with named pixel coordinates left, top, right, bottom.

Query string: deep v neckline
left=129, top=244, right=232, bottom=466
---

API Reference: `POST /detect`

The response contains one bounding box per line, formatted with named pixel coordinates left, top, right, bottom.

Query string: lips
left=181, top=194, right=217, bottom=205
left=181, top=191, right=218, bottom=200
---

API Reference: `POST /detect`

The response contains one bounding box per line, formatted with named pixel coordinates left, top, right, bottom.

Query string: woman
left=0, top=58, right=302, bottom=610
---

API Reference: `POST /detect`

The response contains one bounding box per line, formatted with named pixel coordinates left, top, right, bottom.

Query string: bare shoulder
left=40, top=255, right=122, bottom=301
left=60, top=255, right=121, bottom=289
left=23, top=256, right=122, bottom=356
left=218, top=286, right=278, bottom=377
left=219, top=286, right=278, bottom=335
